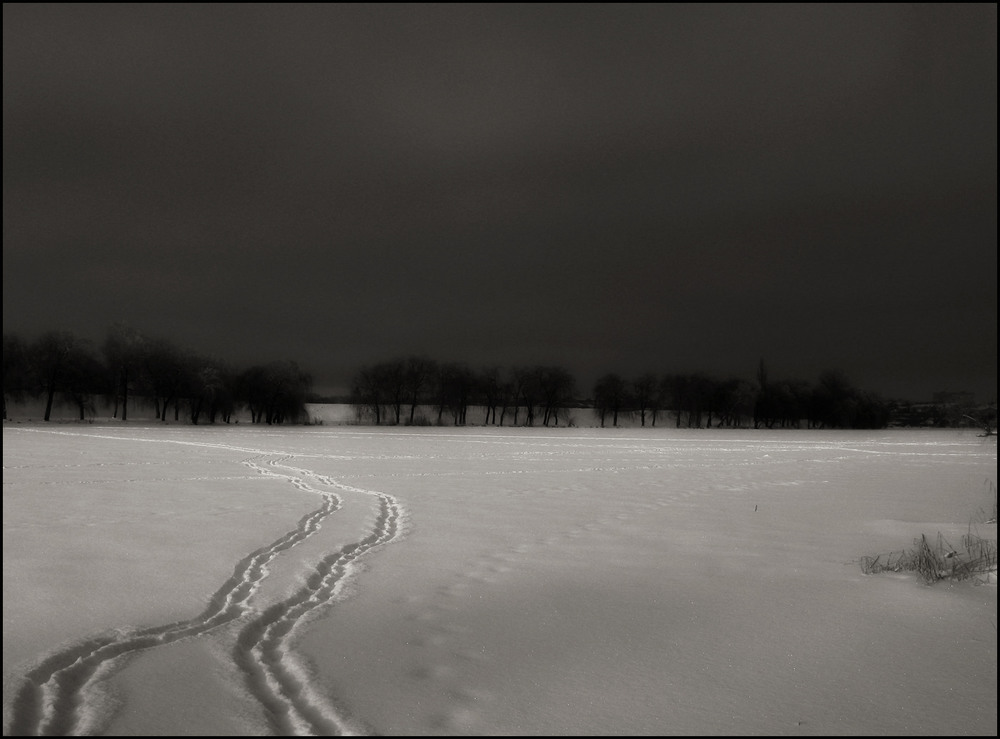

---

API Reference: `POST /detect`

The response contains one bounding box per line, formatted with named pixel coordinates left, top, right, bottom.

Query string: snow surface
left=2, top=421, right=996, bottom=736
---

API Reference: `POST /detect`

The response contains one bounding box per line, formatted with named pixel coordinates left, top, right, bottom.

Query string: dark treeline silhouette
left=350, top=358, right=579, bottom=428
left=6, top=329, right=992, bottom=431
left=348, top=356, right=915, bottom=430
left=3, top=324, right=311, bottom=424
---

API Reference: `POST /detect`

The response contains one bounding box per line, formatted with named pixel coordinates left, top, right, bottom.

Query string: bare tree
left=103, top=323, right=146, bottom=421
left=631, top=373, right=659, bottom=427
left=497, top=372, right=517, bottom=427
left=30, top=331, right=82, bottom=421
left=61, top=346, right=106, bottom=420
left=350, top=364, right=385, bottom=424
left=712, top=378, right=755, bottom=428
left=479, top=366, right=502, bottom=425
left=539, top=366, right=575, bottom=426
left=29, top=331, right=104, bottom=421
left=515, top=366, right=543, bottom=426
left=240, top=361, right=311, bottom=424
left=435, top=362, right=475, bottom=425
left=660, top=373, right=687, bottom=428
left=185, top=354, right=237, bottom=424
left=143, top=338, right=190, bottom=422
left=379, top=359, right=407, bottom=425
left=593, top=373, right=628, bottom=427
left=404, top=356, right=436, bottom=425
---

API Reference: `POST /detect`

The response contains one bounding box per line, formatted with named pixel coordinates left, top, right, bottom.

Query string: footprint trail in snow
left=235, top=470, right=403, bottom=736
left=4, top=430, right=404, bottom=737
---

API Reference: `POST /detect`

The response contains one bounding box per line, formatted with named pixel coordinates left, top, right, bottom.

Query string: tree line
left=3, top=324, right=312, bottom=424
left=349, top=356, right=893, bottom=430
left=6, top=327, right=970, bottom=430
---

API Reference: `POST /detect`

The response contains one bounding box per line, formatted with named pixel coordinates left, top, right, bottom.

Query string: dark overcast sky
left=3, top=3, right=996, bottom=401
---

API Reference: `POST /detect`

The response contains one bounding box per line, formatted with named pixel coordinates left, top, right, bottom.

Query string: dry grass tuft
left=860, top=481, right=997, bottom=585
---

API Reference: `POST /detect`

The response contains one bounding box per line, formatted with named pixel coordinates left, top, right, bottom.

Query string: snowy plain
left=2, top=412, right=996, bottom=736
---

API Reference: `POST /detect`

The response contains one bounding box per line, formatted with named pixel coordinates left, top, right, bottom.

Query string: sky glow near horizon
left=2, top=3, right=996, bottom=401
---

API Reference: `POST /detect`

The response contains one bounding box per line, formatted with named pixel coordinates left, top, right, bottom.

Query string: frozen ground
left=2, top=422, right=996, bottom=735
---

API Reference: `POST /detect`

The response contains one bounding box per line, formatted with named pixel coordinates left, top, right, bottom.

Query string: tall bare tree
left=404, top=356, right=437, bottom=425
left=143, top=338, right=190, bottom=422
left=593, top=373, right=628, bottom=427
left=103, top=323, right=146, bottom=421
left=631, top=373, right=659, bottom=427
left=31, top=330, right=92, bottom=421
left=435, top=362, right=475, bottom=425
left=539, top=366, right=575, bottom=426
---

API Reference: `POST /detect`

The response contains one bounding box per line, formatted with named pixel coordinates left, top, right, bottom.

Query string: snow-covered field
left=2, top=422, right=996, bottom=736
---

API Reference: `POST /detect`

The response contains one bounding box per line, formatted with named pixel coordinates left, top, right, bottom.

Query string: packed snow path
left=4, top=428, right=403, bottom=737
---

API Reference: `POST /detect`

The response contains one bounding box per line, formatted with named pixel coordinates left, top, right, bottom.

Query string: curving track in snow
left=4, top=429, right=404, bottom=737
left=235, top=466, right=403, bottom=736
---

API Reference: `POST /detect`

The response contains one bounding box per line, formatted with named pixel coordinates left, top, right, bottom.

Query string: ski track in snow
left=4, top=428, right=404, bottom=737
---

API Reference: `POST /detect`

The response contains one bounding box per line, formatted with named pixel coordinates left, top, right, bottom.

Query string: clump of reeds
left=861, top=531, right=996, bottom=584
left=861, top=481, right=998, bottom=585
left=859, top=549, right=914, bottom=576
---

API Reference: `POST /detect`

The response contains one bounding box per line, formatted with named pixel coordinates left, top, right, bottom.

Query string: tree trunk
left=121, top=369, right=129, bottom=422
left=43, top=382, right=56, bottom=422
